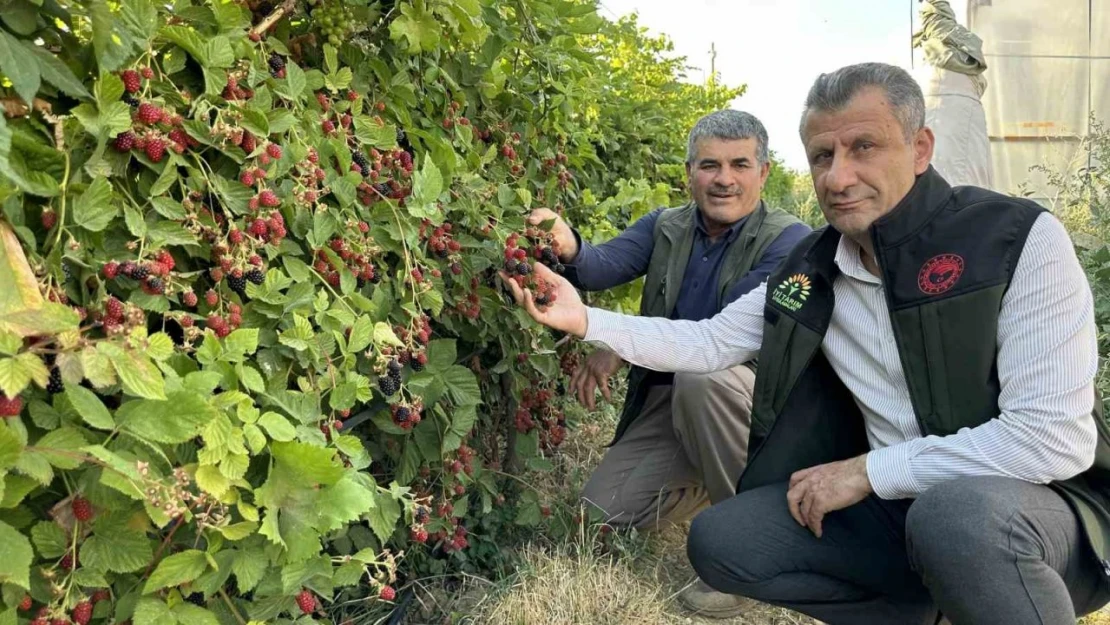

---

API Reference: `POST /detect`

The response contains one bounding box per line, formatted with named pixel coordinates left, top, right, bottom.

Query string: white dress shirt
left=583, top=212, right=1099, bottom=499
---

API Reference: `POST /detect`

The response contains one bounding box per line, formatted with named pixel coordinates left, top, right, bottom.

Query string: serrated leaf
left=231, top=548, right=267, bottom=592
left=72, top=178, right=117, bottom=231
left=389, top=2, right=441, bottom=54
left=220, top=452, right=248, bottom=480
left=353, top=116, right=397, bottom=149
left=81, top=345, right=117, bottom=388
left=239, top=108, right=269, bottom=138
left=15, top=451, right=52, bottom=485
left=366, top=490, right=401, bottom=544
left=118, top=392, right=217, bottom=443
left=316, top=475, right=373, bottom=532
left=242, top=423, right=265, bottom=454
left=195, top=464, right=229, bottom=497
left=0, top=520, right=32, bottom=589
left=28, top=400, right=59, bottom=429
left=0, top=423, right=21, bottom=472
left=277, top=61, right=305, bottom=100
left=22, top=41, right=91, bottom=100
left=346, top=316, right=373, bottom=353
left=0, top=304, right=79, bottom=339
left=442, top=365, right=480, bottom=406
left=237, top=365, right=264, bottom=393
left=225, top=329, right=258, bottom=358
left=82, top=529, right=152, bottom=573
left=270, top=441, right=343, bottom=486
left=144, top=549, right=208, bottom=593
left=133, top=597, right=174, bottom=625
left=72, top=567, right=110, bottom=588
left=145, top=333, right=174, bottom=361
left=31, top=427, right=87, bottom=469
left=65, top=385, right=115, bottom=430
left=31, top=521, right=67, bottom=558
left=124, top=204, right=146, bottom=237
left=332, top=561, right=364, bottom=587
left=217, top=522, right=256, bottom=541
left=412, top=153, right=443, bottom=207
left=203, top=37, right=234, bottom=68
left=373, top=322, right=404, bottom=348
left=150, top=160, right=178, bottom=197
left=100, top=344, right=165, bottom=400
left=257, top=412, right=294, bottom=442
left=0, top=30, right=41, bottom=106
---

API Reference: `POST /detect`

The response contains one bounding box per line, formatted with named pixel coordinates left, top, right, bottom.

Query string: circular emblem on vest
left=918, top=254, right=965, bottom=295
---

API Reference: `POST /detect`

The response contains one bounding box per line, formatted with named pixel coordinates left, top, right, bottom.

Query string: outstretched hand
left=526, top=208, right=578, bottom=262
left=499, top=262, right=589, bottom=338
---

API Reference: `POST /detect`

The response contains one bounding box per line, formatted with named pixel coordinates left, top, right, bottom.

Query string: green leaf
left=316, top=475, right=374, bottom=532
left=72, top=567, right=110, bottom=588
left=373, top=322, right=404, bottom=348
left=158, top=25, right=206, bottom=64
left=150, top=197, right=186, bottom=220
left=203, top=37, right=234, bottom=68
left=1, top=473, right=37, bottom=507
left=225, top=329, right=259, bottom=358
left=81, top=346, right=117, bottom=388
left=150, top=160, right=179, bottom=197
left=144, top=549, right=208, bottom=593
left=91, top=0, right=136, bottom=71
left=65, top=386, right=115, bottom=430
left=100, top=344, right=165, bottom=400
left=217, top=521, right=256, bottom=541
left=257, top=412, right=295, bottom=442
left=133, top=597, right=175, bottom=625
left=82, top=529, right=152, bottom=573
left=443, top=404, right=476, bottom=453
left=366, top=490, right=401, bottom=544
left=124, top=204, right=147, bottom=238
left=31, top=427, right=87, bottom=469
left=146, top=333, right=175, bottom=361
left=231, top=548, right=267, bottom=592
left=237, top=365, right=264, bottom=393
left=412, top=153, right=443, bottom=207
left=118, top=392, right=217, bottom=444
left=22, top=42, right=91, bottom=100
left=30, top=521, right=67, bottom=558
left=99, top=101, right=133, bottom=137
left=276, top=61, right=305, bottom=100
left=389, top=2, right=442, bottom=54
left=353, top=116, right=397, bottom=149
left=0, top=304, right=79, bottom=339
left=0, top=30, right=41, bottom=105
left=72, top=178, right=117, bottom=232
left=347, top=316, right=373, bottom=353
left=270, top=441, right=343, bottom=486
left=0, top=425, right=21, bottom=472
left=242, top=423, right=265, bottom=454
left=15, top=451, right=52, bottom=485
left=28, top=400, right=60, bottom=429
left=0, top=520, right=32, bottom=589
left=442, top=365, right=480, bottom=406
left=239, top=108, right=269, bottom=139
left=332, top=561, right=364, bottom=587
left=194, top=464, right=229, bottom=497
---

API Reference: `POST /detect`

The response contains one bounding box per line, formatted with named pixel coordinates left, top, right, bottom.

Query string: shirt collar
left=694, top=208, right=747, bottom=243
left=833, top=234, right=883, bottom=285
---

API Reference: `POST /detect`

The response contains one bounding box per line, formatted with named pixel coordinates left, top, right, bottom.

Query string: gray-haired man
left=507, top=63, right=1110, bottom=624
left=527, top=110, right=811, bottom=616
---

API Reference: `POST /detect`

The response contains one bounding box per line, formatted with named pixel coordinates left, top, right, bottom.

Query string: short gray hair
left=686, top=110, right=769, bottom=165
left=799, top=62, right=925, bottom=142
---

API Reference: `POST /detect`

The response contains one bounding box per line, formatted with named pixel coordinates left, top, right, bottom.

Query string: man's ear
left=914, top=127, right=935, bottom=175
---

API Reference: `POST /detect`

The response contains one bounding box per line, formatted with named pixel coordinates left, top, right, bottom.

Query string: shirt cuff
left=583, top=307, right=624, bottom=345
left=564, top=229, right=587, bottom=265
left=866, top=445, right=923, bottom=500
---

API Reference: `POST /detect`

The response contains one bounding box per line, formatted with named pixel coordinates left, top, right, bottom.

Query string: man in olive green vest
left=526, top=110, right=809, bottom=616
left=505, top=63, right=1110, bottom=624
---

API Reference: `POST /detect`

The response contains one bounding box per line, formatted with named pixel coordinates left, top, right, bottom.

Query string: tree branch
left=250, top=0, right=297, bottom=37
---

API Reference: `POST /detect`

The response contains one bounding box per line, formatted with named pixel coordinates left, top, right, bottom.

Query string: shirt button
left=702, top=256, right=708, bottom=262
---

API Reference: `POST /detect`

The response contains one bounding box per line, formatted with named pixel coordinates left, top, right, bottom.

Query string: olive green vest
left=739, top=167, right=1110, bottom=574
left=610, top=201, right=802, bottom=444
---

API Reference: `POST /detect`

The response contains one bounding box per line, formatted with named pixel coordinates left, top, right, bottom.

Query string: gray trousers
left=687, top=476, right=1110, bottom=625
left=581, top=365, right=755, bottom=529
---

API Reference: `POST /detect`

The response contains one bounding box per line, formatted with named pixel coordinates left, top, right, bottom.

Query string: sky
left=598, top=0, right=970, bottom=170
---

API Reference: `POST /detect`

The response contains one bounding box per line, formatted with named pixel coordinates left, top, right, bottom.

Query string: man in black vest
left=504, top=63, right=1110, bottom=624
left=525, top=110, right=809, bottom=616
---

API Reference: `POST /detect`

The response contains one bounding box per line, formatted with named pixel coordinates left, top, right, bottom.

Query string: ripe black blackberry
left=267, top=52, right=286, bottom=77
left=515, top=262, right=532, bottom=276
left=503, top=259, right=519, bottom=274
left=122, top=93, right=140, bottom=108
left=372, top=182, right=391, bottom=197
left=540, top=248, right=558, bottom=266
left=227, top=270, right=248, bottom=294
left=47, top=368, right=64, bottom=394
left=131, top=264, right=150, bottom=280
left=411, top=359, right=425, bottom=372
left=394, top=406, right=411, bottom=423
left=414, top=506, right=429, bottom=524
left=62, top=262, right=73, bottom=282
left=185, top=593, right=205, bottom=607
left=387, top=359, right=403, bottom=375
left=554, top=263, right=565, bottom=274
left=145, top=276, right=165, bottom=294
left=395, top=127, right=406, bottom=145
left=535, top=294, right=549, bottom=306
left=351, top=150, right=370, bottom=172
left=245, top=268, right=265, bottom=285
left=378, top=375, right=399, bottom=396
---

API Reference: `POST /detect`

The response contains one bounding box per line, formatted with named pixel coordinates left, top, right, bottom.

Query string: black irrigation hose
left=385, top=587, right=415, bottom=625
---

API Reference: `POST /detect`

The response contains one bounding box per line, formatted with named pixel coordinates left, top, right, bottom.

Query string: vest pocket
left=920, top=305, right=953, bottom=430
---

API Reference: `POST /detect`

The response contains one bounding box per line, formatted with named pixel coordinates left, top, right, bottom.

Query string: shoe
left=677, top=579, right=746, bottom=619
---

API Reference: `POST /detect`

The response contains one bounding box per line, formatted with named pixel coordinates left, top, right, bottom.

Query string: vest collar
left=803, top=166, right=953, bottom=282
left=870, top=165, right=953, bottom=248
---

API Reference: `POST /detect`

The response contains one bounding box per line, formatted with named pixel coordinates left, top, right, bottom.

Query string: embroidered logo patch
left=772, top=273, right=812, bottom=312
left=918, top=254, right=965, bottom=295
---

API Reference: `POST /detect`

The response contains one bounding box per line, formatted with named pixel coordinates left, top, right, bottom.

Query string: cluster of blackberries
left=267, top=52, right=286, bottom=78
left=377, top=359, right=403, bottom=396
